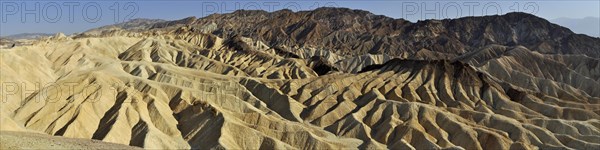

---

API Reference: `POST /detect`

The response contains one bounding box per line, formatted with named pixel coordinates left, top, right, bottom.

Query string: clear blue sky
left=1, top=0, right=599, bottom=36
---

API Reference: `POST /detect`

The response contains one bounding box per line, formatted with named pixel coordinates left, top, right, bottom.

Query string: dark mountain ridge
left=89, top=7, right=599, bottom=58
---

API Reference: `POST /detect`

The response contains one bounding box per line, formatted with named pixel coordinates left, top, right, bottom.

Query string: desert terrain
left=1, top=8, right=599, bottom=149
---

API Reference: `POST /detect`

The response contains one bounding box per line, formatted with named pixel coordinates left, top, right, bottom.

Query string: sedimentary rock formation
left=1, top=8, right=599, bottom=149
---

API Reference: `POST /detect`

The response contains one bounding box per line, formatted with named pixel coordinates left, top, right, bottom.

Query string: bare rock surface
left=1, top=8, right=599, bottom=149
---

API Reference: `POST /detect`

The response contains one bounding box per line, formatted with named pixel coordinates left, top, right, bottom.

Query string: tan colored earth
left=0, top=131, right=140, bottom=149
left=1, top=8, right=599, bottom=149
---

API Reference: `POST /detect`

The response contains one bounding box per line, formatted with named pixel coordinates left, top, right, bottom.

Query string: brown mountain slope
left=83, top=7, right=599, bottom=58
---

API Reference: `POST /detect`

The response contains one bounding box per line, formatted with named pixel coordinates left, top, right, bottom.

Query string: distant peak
left=125, top=18, right=166, bottom=23
left=311, top=7, right=374, bottom=15
left=503, top=12, right=543, bottom=19
left=232, top=9, right=268, bottom=15
left=181, top=16, right=197, bottom=21
left=275, top=9, right=294, bottom=13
